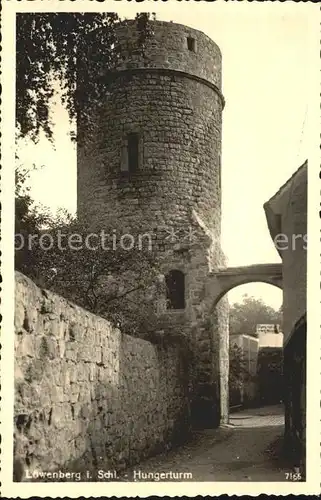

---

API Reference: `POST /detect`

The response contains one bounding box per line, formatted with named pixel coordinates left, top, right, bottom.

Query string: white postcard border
left=1, top=1, right=320, bottom=496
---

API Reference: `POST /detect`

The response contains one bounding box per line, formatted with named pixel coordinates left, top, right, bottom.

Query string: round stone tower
left=77, top=20, right=228, bottom=428
left=77, top=20, right=224, bottom=240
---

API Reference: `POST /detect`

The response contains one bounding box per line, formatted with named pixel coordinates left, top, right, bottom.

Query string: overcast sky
left=18, top=3, right=311, bottom=309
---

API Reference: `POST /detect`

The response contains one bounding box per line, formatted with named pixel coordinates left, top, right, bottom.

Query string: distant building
left=264, top=160, right=307, bottom=472
left=231, top=334, right=259, bottom=376
left=257, top=328, right=284, bottom=349
left=230, top=327, right=285, bottom=409
left=256, top=323, right=280, bottom=334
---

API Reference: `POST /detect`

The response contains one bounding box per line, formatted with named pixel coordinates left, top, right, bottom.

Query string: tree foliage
left=229, top=294, right=282, bottom=337
left=15, top=170, right=163, bottom=337
left=16, top=12, right=154, bottom=141
left=229, top=343, right=251, bottom=393
left=15, top=12, right=164, bottom=336
left=15, top=165, right=52, bottom=272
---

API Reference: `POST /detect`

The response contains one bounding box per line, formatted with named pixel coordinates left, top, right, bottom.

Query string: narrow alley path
left=121, top=405, right=287, bottom=482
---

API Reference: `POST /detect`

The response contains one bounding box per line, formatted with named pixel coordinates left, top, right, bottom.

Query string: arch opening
left=213, top=282, right=283, bottom=422
left=209, top=277, right=282, bottom=315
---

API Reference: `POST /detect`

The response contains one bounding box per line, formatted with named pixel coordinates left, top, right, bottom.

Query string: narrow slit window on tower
left=187, top=36, right=196, bottom=52
left=127, top=133, right=139, bottom=173
left=165, top=270, right=185, bottom=310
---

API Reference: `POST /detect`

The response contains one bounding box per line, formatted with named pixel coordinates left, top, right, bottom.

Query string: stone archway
left=206, top=263, right=282, bottom=311
left=204, top=263, right=283, bottom=425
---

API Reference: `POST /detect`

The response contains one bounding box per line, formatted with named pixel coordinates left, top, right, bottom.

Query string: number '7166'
left=285, top=472, right=302, bottom=481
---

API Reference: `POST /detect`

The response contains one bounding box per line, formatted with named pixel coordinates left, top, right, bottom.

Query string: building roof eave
left=264, top=160, right=308, bottom=206
left=263, top=202, right=282, bottom=258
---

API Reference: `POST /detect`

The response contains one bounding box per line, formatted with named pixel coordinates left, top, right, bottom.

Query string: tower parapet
left=114, top=20, right=223, bottom=91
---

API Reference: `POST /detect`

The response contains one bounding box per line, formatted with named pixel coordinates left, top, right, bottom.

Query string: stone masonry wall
left=14, top=272, right=189, bottom=480
left=77, top=20, right=223, bottom=237
left=77, top=72, right=222, bottom=237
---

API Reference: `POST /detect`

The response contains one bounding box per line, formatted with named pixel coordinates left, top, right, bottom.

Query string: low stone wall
left=14, top=272, right=190, bottom=481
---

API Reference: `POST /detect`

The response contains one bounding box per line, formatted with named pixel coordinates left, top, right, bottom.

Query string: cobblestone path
left=121, top=405, right=288, bottom=482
